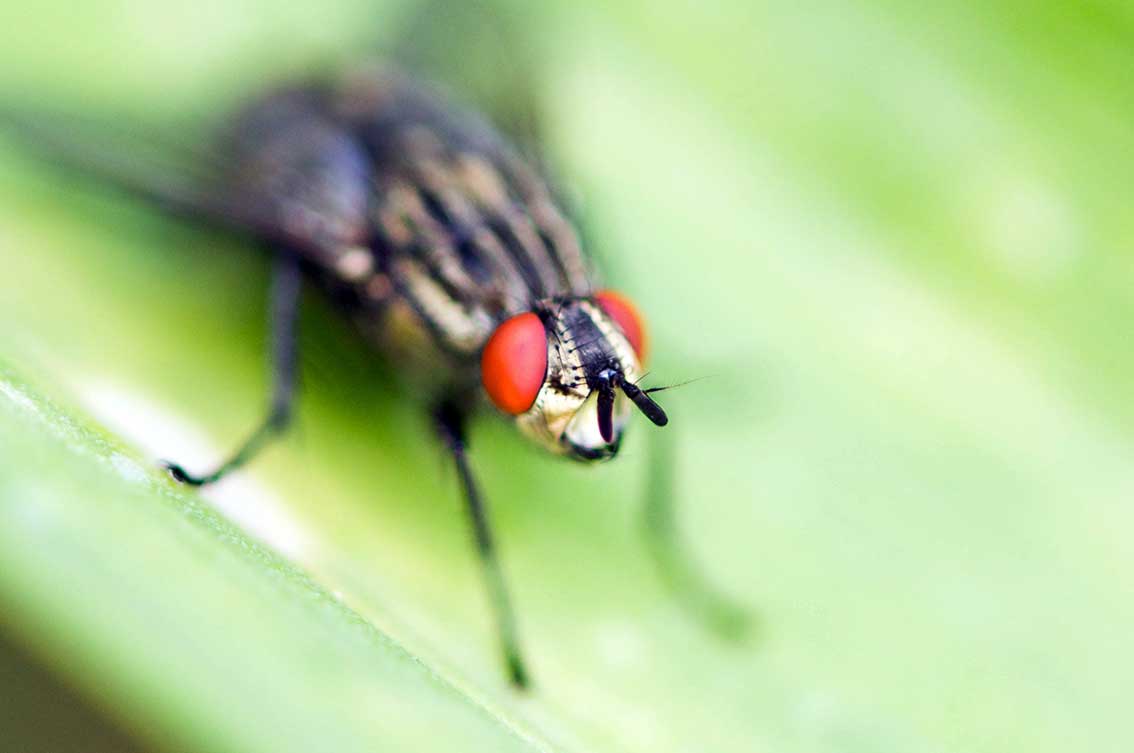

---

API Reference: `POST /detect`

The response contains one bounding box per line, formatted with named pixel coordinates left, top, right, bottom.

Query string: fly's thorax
left=513, top=298, right=643, bottom=460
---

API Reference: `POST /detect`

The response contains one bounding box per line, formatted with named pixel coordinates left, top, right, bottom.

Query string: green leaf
left=2, top=1, right=1132, bottom=752
left=0, top=370, right=548, bottom=753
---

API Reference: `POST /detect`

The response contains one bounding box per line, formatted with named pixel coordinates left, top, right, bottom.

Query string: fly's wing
left=0, top=3, right=578, bottom=292
left=1, top=1, right=552, bottom=271
left=0, top=97, right=364, bottom=269
left=1, top=106, right=219, bottom=217
left=214, top=86, right=372, bottom=264
left=385, top=0, right=547, bottom=164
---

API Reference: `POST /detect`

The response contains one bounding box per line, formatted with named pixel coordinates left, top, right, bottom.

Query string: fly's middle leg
left=165, top=251, right=302, bottom=486
left=435, top=401, right=530, bottom=689
left=644, top=428, right=753, bottom=641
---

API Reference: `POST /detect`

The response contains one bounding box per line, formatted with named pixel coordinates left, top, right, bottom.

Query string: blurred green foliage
left=1, top=1, right=1131, bottom=752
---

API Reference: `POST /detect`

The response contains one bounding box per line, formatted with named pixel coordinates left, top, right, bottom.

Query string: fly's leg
left=165, top=252, right=302, bottom=486
left=435, top=402, right=530, bottom=689
left=644, top=428, right=753, bottom=641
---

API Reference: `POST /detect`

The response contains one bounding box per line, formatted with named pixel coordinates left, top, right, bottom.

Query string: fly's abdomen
left=221, top=88, right=373, bottom=260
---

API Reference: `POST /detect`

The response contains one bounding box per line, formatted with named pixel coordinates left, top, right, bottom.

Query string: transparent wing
left=383, top=0, right=547, bottom=164
left=0, top=102, right=351, bottom=266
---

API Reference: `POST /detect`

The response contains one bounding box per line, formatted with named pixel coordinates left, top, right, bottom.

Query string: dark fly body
left=203, top=70, right=674, bottom=686
left=5, top=56, right=751, bottom=687
left=8, top=65, right=672, bottom=687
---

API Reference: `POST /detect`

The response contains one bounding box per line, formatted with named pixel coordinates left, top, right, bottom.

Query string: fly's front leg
left=644, top=428, right=753, bottom=641
left=435, top=401, right=530, bottom=689
left=165, top=251, right=302, bottom=486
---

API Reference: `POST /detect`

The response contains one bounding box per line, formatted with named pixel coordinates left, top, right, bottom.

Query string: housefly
left=4, top=7, right=751, bottom=683
left=4, top=64, right=678, bottom=687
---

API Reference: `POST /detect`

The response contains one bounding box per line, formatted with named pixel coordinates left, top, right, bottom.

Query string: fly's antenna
left=619, top=376, right=669, bottom=427
left=643, top=375, right=712, bottom=395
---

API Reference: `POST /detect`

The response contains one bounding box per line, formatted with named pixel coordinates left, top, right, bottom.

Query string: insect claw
left=161, top=460, right=202, bottom=486
left=506, top=651, right=530, bottom=690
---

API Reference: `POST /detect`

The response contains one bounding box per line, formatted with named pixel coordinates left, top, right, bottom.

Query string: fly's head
left=480, top=291, right=667, bottom=461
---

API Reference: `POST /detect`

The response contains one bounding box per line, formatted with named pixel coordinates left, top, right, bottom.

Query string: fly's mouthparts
left=594, top=368, right=624, bottom=444
left=597, top=383, right=616, bottom=444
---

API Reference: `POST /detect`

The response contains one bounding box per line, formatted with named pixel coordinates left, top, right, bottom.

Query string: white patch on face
left=564, top=390, right=631, bottom=452
left=566, top=391, right=604, bottom=448
left=516, top=373, right=584, bottom=455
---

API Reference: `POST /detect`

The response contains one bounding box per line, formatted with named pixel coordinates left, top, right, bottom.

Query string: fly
left=5, top=60, right=745, bottom=688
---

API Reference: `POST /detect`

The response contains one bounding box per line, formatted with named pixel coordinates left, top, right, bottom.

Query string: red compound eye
left=596, top=290, right=648, bottom=361
left=481, top=312, right=548, bottom=415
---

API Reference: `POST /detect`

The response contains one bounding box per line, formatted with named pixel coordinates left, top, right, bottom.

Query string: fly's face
left=481, top=292, right=668, bottom=461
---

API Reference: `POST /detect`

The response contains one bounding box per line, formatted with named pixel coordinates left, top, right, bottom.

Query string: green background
left=0, top=1, right=1129, bottom=751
